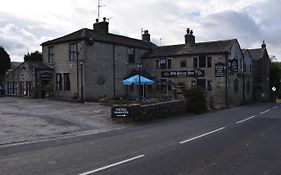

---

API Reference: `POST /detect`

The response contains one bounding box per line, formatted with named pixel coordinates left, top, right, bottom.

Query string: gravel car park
left=0, top=97, right=124, bottom=145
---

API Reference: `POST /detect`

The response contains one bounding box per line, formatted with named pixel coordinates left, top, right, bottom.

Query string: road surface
left=0, top=103, right=280, bottom=175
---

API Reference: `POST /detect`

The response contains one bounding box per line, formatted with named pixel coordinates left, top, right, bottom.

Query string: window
left=7, top=82, right=12, bottom=94
left=63, top=73, right=70, bottom=91
left=199, top=56, right=206, bottom=68
left=159, top=58, right=172, bottom=69
left=160, top=79, right=167, bottom=91
left=69, top=43, right=78, bottom=61
left=193, top=57, right=198, bottom=68
left=160, top=58, right=167, bottom=69
left=207, top=57, right=212, bottom=68
left=48, top=46, right=54, bottom=63
left=180, top=60, right=187, bottom=68
left=155, top=60, right=160, bottom=69
left=246, top=81, right=250, bottom=94
left=26, top=81, right=31, bottom=96
left=13, top=82, right=18, bottom=95
left=56, top=74, right=62, bottom=90
left=128, top=48, right=135, bottom=63
left=207, top=80, right=212, bottom=91
left=19, top=82, right=25, bottom=95
left=167, top=59, right=172, bottom=69
left=234, top=79, right=239, bottom=93
left=197, top=79, right=206, bottom=91
left=191, top=80, right=196, bottom=88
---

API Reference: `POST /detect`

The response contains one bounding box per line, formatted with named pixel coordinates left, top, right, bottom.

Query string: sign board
left=272, top=87, right=276, bottom=92
left=112, top=106, right=129, bottom=118
left=215, top=62, right=225, bottom=77
left=161, top=70, right=204, bottom=78
left=229, top=58, right=238, bottom=73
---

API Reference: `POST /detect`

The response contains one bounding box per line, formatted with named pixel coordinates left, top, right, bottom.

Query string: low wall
left=111, top=100, right=186, bottom=121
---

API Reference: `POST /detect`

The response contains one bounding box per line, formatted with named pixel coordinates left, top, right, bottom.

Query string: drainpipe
left=225, top=54, right=229, bottom=107
left=242, top=57, right=245, bottom=104
left=112, top=44, right=116, bottom=98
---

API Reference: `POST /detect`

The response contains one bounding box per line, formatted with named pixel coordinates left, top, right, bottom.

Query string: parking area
left=0, top=97, right=125, bottom=145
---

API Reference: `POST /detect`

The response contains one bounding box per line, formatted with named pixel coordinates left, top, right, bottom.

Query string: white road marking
left=179, top=127, right=225, bottom=144
left=236, top=116, right=255, bottom=124
left=0, top=127, right=126, bottom=148
left=260, top=109, right=270, bottom=115
left=78, top=155, right=145, bottom=175
left=272, top=106, right=279, bottom=109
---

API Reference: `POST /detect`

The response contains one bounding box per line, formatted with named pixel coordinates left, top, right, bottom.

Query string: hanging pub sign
left=215, top=62, right=225, bottom=77
left=161, top=70, right=204, bottom=78
left=229, top=58, right=238, bottom=73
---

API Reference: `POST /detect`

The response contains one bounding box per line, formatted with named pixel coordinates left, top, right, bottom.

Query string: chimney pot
left=185, top=28, right=195, bottom=45
left=142, top=30, right=150, bottom=42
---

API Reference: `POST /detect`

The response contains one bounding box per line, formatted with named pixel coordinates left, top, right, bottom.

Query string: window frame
left=199, top=56, right=206, bottom=68
left=56, top=74, right=62, bottom=91
left=207, top=57, right=212, bottom=68
left=180, top=60, right=187, bottom=68
left=48, top=46, right=54, bottom=63
left=69, top=43, right=78, bottom=62
left=63, top=73, right=71, bottom=91
left=127, top=47, right=135, bottom=64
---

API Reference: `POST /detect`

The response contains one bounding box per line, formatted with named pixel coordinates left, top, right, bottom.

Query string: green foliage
left=0, top=46, right=11, bottom=76
left=24, top=51, right=42, bottom=62
left=182, top=88, right=207, bottom=114
left=270, top=62, right=281, bottom=98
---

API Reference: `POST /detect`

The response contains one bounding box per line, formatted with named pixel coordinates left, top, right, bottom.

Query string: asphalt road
left=0, top=103, right=280, bottom=175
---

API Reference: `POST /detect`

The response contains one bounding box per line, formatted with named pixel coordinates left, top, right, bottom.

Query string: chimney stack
left=142, top=30, right=150, bottom=42
left=185, top=28, right=195, bottom=45
left=93, top=17, right=109, bottom=33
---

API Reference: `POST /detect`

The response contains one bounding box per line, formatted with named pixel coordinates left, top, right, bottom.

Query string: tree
left=24, top=50, right=42, bottom=62
left=0, top=46, right=11, bottom=77
left=270, top=61, right=281, bottom=100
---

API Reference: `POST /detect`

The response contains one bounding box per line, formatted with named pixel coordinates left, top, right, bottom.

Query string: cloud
left=0, top=24, right=42, bottom=61
left=198, top=10, right=261, bottom=47
left=0, top=0, right=281, bottom=61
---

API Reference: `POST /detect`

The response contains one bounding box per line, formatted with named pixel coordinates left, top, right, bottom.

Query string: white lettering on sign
left=113, top=107, right=129, bottom=117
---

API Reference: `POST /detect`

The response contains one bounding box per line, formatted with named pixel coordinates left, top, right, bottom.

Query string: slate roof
left=248, top=49, right=263, bottom=61
left=10, top=62, right=22, bottom=70
left=25, top=61, right=53, bottom=70
left=144, top=39, right=237, bottom=58
left=41, top=28, right=156, bottom=49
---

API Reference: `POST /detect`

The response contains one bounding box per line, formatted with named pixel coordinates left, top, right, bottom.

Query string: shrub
left=182, top=88, right=207, bottom=114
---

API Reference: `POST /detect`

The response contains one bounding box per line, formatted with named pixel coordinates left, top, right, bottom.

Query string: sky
left=1, top=0, right=281, bottom=62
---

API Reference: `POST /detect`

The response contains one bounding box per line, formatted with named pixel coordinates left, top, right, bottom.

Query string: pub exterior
left=143, top=30, right=247, bottom=108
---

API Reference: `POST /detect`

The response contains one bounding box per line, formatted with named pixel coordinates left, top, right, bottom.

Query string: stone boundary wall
left=111, top=100, right=186, bottom=121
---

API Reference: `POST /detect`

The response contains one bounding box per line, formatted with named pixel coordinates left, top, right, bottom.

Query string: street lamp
left=137, top=63, right=142, bottom=101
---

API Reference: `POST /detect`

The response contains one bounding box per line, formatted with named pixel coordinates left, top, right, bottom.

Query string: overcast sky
left=1, top=0, right=281, bottom=62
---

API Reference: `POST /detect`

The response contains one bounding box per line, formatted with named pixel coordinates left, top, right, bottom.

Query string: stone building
left=4, top=61, right=53, bottom=98
left=242, top=49, right=253, bottom=103
left=41, top=18, right=155, bottom=101
left=248, top=42, right=270, bottom=102
left=143, top=29, right=245, bottom=108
